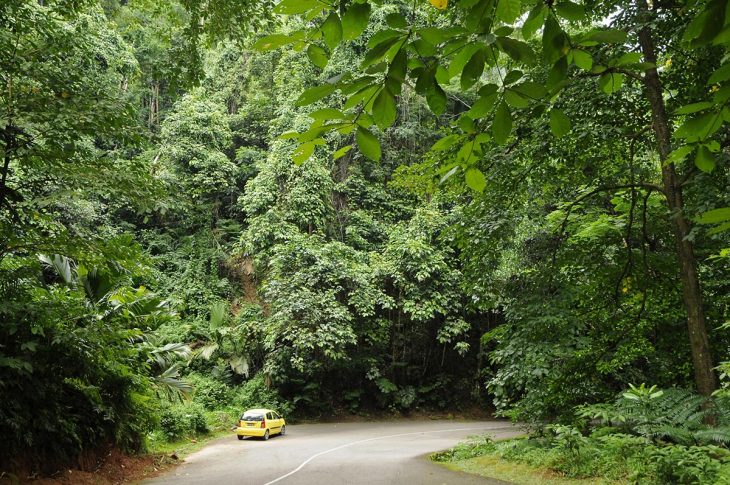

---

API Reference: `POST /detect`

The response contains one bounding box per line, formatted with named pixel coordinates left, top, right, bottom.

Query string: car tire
left=280, top=425, right=286, bottom=436
left=263, top=430, right=270, bottom=441
left=237, top=435, right=244, bottom=441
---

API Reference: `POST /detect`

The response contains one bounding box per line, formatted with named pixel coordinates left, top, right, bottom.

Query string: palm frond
left=209, top=301, right=228, bottom=330
left=197, top=342, right=219, bottom=360
left=152, top=364, right=193, bottom=402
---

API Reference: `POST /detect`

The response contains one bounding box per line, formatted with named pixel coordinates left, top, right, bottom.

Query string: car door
left=266, top=411, right=280, bottom=433
left=273, top=411, right=284, bottom=430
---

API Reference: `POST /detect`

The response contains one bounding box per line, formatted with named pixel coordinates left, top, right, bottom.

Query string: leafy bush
left=576, top=385, right=730, bottom=446
left=431, top=435, right=496, bottom=462
left=640, top=444, right=728, bottom=484
left=159, top=402, right=209, bottom=441
left=187, top=373, right=231, bottom=410
left=230, top=373, right=293, bottom=416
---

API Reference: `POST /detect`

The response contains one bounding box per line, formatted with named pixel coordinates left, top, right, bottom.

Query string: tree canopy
left=0, top=0, right=729, bottom=478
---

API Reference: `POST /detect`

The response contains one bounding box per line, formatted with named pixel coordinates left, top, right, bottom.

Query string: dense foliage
left=1, top=0, right=729, bottom=478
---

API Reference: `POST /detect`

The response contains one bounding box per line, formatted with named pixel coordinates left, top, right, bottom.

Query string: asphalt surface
left=143, top=420, right=521, bottom=485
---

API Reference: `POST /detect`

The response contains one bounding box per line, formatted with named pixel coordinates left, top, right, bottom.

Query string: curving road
left=144, top=420, right=520, bottom=485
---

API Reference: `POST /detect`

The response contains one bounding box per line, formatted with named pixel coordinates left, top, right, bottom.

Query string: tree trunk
left=636, top=2, right=717, bottom=396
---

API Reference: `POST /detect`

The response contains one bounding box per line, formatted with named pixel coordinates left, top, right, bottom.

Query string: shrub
left=230, top=373, right=293, bottom=416
left=431, top=435, right=496, bottom=462
left=187, top=373, right=231, bottom=410
left=639, top=445, right=728, bottom=484
left=159, top=402, right=209, bottom=441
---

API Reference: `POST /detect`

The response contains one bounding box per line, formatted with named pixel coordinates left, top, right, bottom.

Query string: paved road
left=144, top=420, right=520, bottom=485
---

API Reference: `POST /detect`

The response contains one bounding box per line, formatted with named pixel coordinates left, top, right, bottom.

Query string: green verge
left=147, top=428, right=235, bottom=457
left=439, top=456, right=615, bottom=485
left=431, top=433, right=730, bottom=485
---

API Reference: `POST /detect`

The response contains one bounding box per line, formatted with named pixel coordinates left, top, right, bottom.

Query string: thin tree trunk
left=637, top=1, right=717, bottom=396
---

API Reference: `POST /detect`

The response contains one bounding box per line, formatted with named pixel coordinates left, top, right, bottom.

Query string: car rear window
left=241, top=413, right=264, bottom=421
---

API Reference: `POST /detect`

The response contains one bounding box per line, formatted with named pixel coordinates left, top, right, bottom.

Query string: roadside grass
left=147, top=428, right=234, bottom=457
left=439, top=456, right=617, bottom=485
left=431, top=436, right=624, bottom=485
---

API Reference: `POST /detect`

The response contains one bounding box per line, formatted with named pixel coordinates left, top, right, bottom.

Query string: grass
left=147, top=428, right=234, bottom=457
left=439, top=454, right=623, bottom=485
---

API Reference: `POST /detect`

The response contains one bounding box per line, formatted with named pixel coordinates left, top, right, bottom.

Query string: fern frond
left=693, top=427, right=730, bottom=445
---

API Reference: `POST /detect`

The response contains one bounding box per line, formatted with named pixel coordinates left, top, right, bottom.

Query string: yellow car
left=236, top=408, right=286, bottom=440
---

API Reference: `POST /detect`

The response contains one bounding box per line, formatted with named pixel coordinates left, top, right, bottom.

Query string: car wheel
left=280, top=425, right=286, bottom=436
left=263, top=430, right=270, bottom=441
left=237, top=435, right=244, bottom=441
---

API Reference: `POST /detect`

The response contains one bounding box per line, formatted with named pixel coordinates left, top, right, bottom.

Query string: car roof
left=243, top=408, right=275, bottom=413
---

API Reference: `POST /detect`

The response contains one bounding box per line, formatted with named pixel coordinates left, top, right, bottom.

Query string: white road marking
left=263, top=425, right=516, bottom=485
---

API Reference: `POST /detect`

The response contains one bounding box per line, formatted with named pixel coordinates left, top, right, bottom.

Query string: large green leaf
left=465, top=168, right=487, bottom=192
left=292, top=141, right=316, bottom=165
left=598, top=73, right=624, bottom=94
left=295, top=84, right=336, bottom=106
left=321, top=13, right=343, bottom=51
left=492, top=101, right=512, bottom=145
left=549, top=108, right=571, bottom=138
left=695, top=145, right=716, bottom=172
left=307, top=44, right=329, bottom=69
left=372, top=88, right=397, bottom=129
left=356, top=126, right=381, bottom=161
left=342, top=3, right=372, bottom=41
left=273, top=0, right=320, bottom=14
left=496, top=37, right=536, bottom=65
left=461, top=49, right=486, bottom=90
left=555, top=1, right=585, bottom=21
left=496, top=0, right=521, bottom=24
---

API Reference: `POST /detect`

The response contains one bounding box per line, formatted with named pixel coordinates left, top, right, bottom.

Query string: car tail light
left=260, top=420, right=266, bottom=428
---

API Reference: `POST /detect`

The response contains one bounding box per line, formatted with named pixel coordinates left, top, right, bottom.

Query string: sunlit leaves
left=309, top=108, right=348, bottom=121
left=466, top=90, right=498, bottom=119
left=675, top=111, right=724, bottom=141
left=356, top=126, right=381, bottom=161
left=431, top=134, right=461, bottom=151
left=694, top=145, right=716, bottom=172
left=675, top=102, right=713, bottom=115
left=496, top=37, right=536, bottom=65
left=598, top=73, right=624, bottom=94
left=492, top=101, right=512, bottom=144
left=708, top=63, right=730, bottom=84
left=448, top=44, right=483, bottom=79
left=295, top=84, right=336, bottom=106
left=697, top=207, right=730, bottom=224
left=571, top=49, right=593, bottom=71
left=321, top=13, right=343, bottom=51
left=342, top=3, right=371, bottom=41
left=580, top=29, right=628, bottom=45
left=465, top=168, right=486, bottom=192
left=555, top=2, right=585, bottom=21
left=292, top=142, right=315, bottom=165
left=273, top=0, right=320, bottom=15
left=333, top=144, right=352, bottom=160
left=307, top=44, right=329, bottom=69
left=253, top=32, right=304, bottom=51
left=496, top=0, right=521, bottom=24
left=461, top=48, right=486, bottom=90
left=549, top=108, right=571, bottom=138
left=373, top=88, right=397, bottom=129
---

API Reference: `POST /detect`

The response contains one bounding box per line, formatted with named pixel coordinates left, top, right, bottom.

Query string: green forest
left=1, top=0, right=730, bottom=482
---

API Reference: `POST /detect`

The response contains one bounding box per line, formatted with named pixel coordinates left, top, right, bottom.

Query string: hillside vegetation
left=1, top=0, right=729, bottom=481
